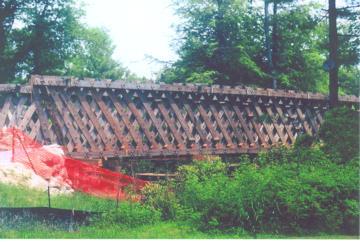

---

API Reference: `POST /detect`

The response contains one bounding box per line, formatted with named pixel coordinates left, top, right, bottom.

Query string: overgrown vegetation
left=319, top=106, right=359, bottom=162
left=141, top=106, right=360, bottom=236
left=0, top=106, right=359, bottom=238
left=172, top=150, right=358, bottom=235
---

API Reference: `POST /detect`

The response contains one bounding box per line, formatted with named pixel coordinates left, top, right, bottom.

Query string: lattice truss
left=44, top=87, right=328, bottom=152
left=0, top=90, right=56, bottom=144
left=0, top=75, right=358, bottom=159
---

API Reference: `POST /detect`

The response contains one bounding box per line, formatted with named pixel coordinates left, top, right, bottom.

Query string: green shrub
left=294, top=134, right=316, bottom=148
left=318, top=106, right=359, bottom=162
left=175, top=150, right=359, bottom=235
left=233, top=155, right=359, bottom=235
left=141, top=182, right=183, bottom=221
left=175, top=156, right=238, bottom=232
left=101, top=200, right=161, bottom=228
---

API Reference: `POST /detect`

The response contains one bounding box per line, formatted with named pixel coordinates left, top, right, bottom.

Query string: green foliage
left=294, top=134, right=316, bottom=149
left=0, top=0, right=136, bottom=83
left=175, top=156, right=233, bottom=232
left=101, top=200, right=161, bottom=228
left=63, top=27, right=134, bottom=81
left=0, top=0, right=83, bottom=83
left=159, top=0, right=267, bottom=86
left=319, top=106, right=359, bottom=162
left=233, top=154, right=359, bottom=235
left=160, top=0, right=359, bottom=93
left=272, top=4, right=328, bottom=92
left=175, top=149, right=359, bottom=235
left=339, top=66, right=360, bottom=96
left=0, top=221, right=273, bottom=239
left=0, top=182, right=112, bottom=212
left=141, top=182, right=183, bottom=221
left=1, top=220, right=357, bottom=239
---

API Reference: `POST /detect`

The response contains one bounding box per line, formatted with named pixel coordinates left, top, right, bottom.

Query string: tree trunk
left=264, top=1, right=276, bottom=89
left=271, top=1, right=278, bottom=89
left=329, top=0, right=338, bottom=108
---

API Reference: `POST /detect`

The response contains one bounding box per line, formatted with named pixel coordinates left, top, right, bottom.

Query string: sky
left=81, top=0, right=353, bottom=80
left=82, top=0, right=179, bottom=80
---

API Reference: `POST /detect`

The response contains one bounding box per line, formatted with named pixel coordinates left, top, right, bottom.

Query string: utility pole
left=329, top=0, right=338, bottom=108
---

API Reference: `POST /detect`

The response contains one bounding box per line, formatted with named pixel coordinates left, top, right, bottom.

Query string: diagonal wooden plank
left=265, top=105, right=288, bottom=144
left=315, top=109, right=324, bottom=124
left=305, top=107, right=319, bottom=133
left=60, top=91, right=98, bottom=151
left=294, top=105, right=313, bottom=135
left=74, top=98, right=103, bottom=150
left=183, top=102, right=210, bottom=147
left=209, top=104, right=233, bottom=147
left=197, top=103, right=221, bottom=143
left=41, top=86, right=66, bottom=145
left=222, top=105, right=245, bottom=146
left=273, top=102, right=295, bottom=144
left=91, top=89, right=128, bottom=149
left=10, top=97, right=27, bottom=127
left=28, top=120, right=40, bottom=140
left=232, top=105, right=256, bottom=145
left=7, top=97, right=16, bottom=127
left=122, top=91, right=158, bottom=149
left=244, top=106, right=267, bottom=146
left=157, top=102, right=185, bottom=149
left=18, top=104, right=37, bottom=130
left=107, top=90, right=143, bottom=149
left=49, top=88, right=84, bottom=151
left=6, top=99, right=17, bottom=128
left=167, top=96, right=195, bottom=142
left=41, top=92, right=74, bottom=152
left=81, top=94, right=109, bottom=147
left=32, top=87, right=52, bottom=144
left=0, top=95, right=12, bottom=128
left=252, top=102, right=277, bottom=145
left=138, top=94, right=172, bottom=149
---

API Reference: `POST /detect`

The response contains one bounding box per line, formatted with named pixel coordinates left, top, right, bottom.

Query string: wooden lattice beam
left=0, top=75, right=358, bottom=160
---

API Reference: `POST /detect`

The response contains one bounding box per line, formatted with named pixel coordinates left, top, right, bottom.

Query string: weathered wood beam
left=29, top=75, right=360, bottom=104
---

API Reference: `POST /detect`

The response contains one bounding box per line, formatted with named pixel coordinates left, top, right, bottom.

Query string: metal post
left=47, top=179, right=51, bottom=208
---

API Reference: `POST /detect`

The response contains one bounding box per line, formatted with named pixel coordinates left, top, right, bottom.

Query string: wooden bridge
left=0, top=75, right=359, bottom=161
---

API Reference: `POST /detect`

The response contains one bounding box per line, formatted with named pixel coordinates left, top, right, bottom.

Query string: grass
left=0, top=182, right=358, bottom=239
left=1, top=221, right=358, bottom=239
left=0, top=182, right=113, bottom=211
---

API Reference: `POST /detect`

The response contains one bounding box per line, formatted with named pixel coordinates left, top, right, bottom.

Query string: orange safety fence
left=0, top=127, right=148, bottom=200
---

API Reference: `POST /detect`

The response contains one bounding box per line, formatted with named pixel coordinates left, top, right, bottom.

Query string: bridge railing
left=0, top=75, right=358, bottom=160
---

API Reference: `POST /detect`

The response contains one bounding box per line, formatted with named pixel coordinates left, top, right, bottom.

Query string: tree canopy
left=0, top=0, right=358, bottom=96
left=0, top=0, right=133, bottom=83
left=158, top=0, right=359, bottom=96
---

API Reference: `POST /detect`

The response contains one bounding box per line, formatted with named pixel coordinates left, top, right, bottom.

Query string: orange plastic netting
left=0, top=127, right=147, bottom=200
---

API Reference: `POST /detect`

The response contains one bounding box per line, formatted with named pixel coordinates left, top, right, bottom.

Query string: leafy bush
left=294, top=134, right=316, bottom=148
left=175, top=156, right=239, bottom=232
left=232, top=155, right=359, bottom=235
left=175, top=150, right=359, bottom=235
left=318, top=106, right=359, bottom=162
left=101, top=200, right=161, bottom=228
left=141, top=182, right=183, bottom=221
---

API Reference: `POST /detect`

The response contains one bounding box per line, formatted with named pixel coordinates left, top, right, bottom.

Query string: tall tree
left=264, top=0, right=295, bottom=89
left=0, top=0, right=134, bottom=83
left=264, top=0, right=276, bottom=89
left=63, top=27, right=134, bottom=81
left=161, top=0, right=330, bottom=91
left=328, top=0, right=339, bottom=108
left=0, top=0, right=82, bottom=83
left=328, top=0, right=360, bottom=104
left=159, top=0, right=266, bottom=86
